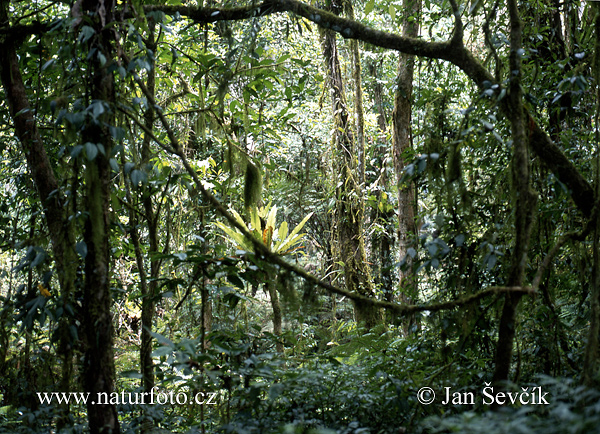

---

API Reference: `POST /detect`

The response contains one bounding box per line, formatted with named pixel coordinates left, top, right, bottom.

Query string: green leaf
left=130, top=169, right=146, bottom=186
left=279, top=233, right=305, bottom=254
left=481, top=120, right=493, bottom=131
left=364, top=0, right=375, bottom=15
left=109, top=126, right=126, bottom=142
left=152, top=346, right=172, bottom=357
left=274, top=221, right=289, bottom=251
left=150, top=331, right=174, bottom=347
left=265, top=205, right=277, bottom=233
left=42, top=59, right=55, bottom=71
left=173, top=252, right=187, bottom=261
left=85, top=142, right=98, bottom=161
left=89, top=101, right=105, bottom=119
left=250, top=206, right=261, bottom=232
left=486, top=253, right=497, bottom=270
left=230, top=209, right=249, bottom=232
left=290, top=212, right=313, bottom=239
left=215, top=222, right=253, bottom=250
left=389, top=4, right=396, bottom=21
left=78, top=26, right=95, bottom=44
left=31, top=251, right=46, bottom=268
left=269, top=383, right=285, bottom=401
left=276, top=212, right=312, bottom=254
left=71, top=145, right=83, bottom=158
left=124, top=162, right=135, bottom=174
left=120, top=370, right=143, bottom=379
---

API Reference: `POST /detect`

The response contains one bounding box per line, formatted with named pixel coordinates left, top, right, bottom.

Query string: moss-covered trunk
left=80, top=0, right=120, bottom=431
left=267, top=272, right=284, bottom=352
left=82, top=156, right=119, bottom=433
left=320, top=22, right=382, bottom=330
left=392, top=0, right=420, bottom=331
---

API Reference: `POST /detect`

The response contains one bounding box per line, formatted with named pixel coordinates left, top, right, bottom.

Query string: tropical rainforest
left=1, top=0, right=600, bottom=432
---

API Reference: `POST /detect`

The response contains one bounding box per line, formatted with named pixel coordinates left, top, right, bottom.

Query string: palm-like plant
left=214, top=205, right=313, bottom=255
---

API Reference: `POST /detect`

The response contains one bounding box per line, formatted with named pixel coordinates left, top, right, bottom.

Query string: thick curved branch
left=146, top=0, right=455, bottom=59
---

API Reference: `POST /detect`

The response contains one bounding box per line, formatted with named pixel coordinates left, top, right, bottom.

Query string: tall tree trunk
left=583, top=3, right=600, bottom=387
left=392, top=0, right=420, bottom=330
left=492, top=0, right=537, bottom=384
left=141, top=19, right=159, bottom=399
left=320, top=20, right=382, bottom=330
left=80, top=0, right=120, bottom=431
left=200, top=274, right=212, bottom=351
left=531, top=0, right=567, bottom=144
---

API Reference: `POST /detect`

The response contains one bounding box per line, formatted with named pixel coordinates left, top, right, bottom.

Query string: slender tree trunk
left=392, top=0, right=420, bottom=331
left=23, top=214, right=39, bottom=408
left=122, top=157, right=150, bottom=386
left=492, top=0, right=537, bottom=384
left=532, top=0, right=567, bottom=144
left=267, top=272, right=284, bottom=352
left=583, top=3, right=600, bottom=387
left=141, top=20, right=159, bottom=399
left=320, top=21, right=382, bottom=330
left=122, top=147, right=155, bottom=433
left=369, top=60, right=388, bottom=133
left=200, top=275, right=212, bottom=351
left=584, top=218, right=600, bottom=386
left=80, top=0, right=120, bottom=431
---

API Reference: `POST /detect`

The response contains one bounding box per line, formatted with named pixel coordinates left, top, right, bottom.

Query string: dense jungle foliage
left=2, top=0, right=600, bottom=433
